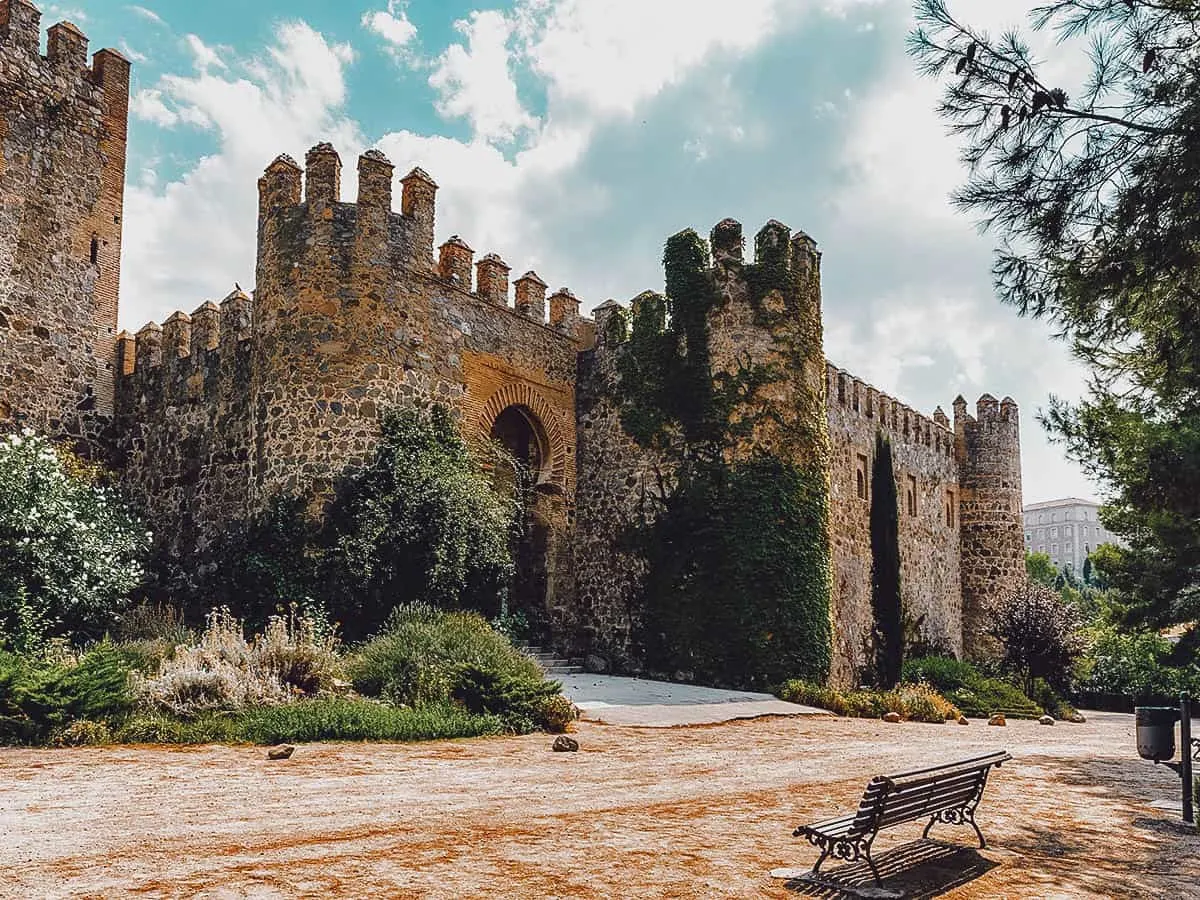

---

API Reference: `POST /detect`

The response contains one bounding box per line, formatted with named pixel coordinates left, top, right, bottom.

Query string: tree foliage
left=179, top=406, right=519, bottom=642
left=910, top=0, right=1200, bottom=648
left=1026, top=551, right=1060, bottom=588
left=990, top=581, right=1086, bottom=694
left=870, top=432, right=903, bottom=688
left=0, top=430, right=148, bottom=652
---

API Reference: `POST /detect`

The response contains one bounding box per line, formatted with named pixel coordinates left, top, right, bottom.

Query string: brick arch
left=476, top=381, right=569, bottom=489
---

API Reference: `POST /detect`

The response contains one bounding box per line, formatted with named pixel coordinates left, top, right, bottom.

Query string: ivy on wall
left=870, top=431, right=903, bottom=688
left=613, top=228, right=832, bottom=688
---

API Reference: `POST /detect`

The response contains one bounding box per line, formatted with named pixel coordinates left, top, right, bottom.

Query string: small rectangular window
left=856, top=453, right=868, bottom=501
left=90, top=236, right=99, bottom=265
left=945, top=489, right=955, bottom=527
left=906, top=475, right=918, bottom=516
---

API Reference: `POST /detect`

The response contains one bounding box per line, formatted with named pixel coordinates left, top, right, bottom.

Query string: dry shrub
left=134, top=608, right=341, bottom=716
left=777, top=678, right=959, bottom=723
left=537, top=694, right=578, bottom=733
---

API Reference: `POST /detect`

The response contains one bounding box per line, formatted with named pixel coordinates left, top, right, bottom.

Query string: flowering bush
left=134, top=608, right=342, bottom=716
left=0, top=430, right=149, bottom=652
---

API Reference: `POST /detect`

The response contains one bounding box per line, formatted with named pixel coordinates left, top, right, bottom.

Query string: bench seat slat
left=797, top=814, right=858, bottom=838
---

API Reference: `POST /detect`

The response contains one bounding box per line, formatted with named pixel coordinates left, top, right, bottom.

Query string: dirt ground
left=2, top=710, right=1198, bottom=899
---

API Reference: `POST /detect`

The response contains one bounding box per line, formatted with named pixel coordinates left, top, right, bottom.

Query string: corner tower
left=955, top=394, right=1025, bottom=659
left=0, top=1, right=130, bottom=444
left=252, top=144, right=448, bottom=503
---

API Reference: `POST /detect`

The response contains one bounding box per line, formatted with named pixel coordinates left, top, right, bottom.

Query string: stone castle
left=0, top=4, right=1026, bottom=685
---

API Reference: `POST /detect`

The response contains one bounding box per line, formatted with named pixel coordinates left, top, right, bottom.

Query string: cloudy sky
left=51, top=0, right=1097, bottom=503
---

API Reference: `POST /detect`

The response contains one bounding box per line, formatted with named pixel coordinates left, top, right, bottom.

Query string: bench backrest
left=848, top=751, right=1011, bottom=836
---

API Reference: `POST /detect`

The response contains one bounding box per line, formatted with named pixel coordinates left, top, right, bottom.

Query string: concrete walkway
left=559, top=673, right=831, bottom=727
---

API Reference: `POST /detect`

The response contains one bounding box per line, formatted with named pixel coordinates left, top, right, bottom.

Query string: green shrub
left=451, top=664, right=560, bottom=731
left=234, top=699, right=504, bottom=744
left=348, top=604, right=546, bottom=709
left=0, top=430, right=149, bottom=652
left=537, top=694, right=578, bottom=733
left=115, top=711, right=241, bottom=745
left=903, top=655, right=1044, bottom=718
left=321, top=407, right=519, bottom=640
left=0, top=643, right=134, bottom=744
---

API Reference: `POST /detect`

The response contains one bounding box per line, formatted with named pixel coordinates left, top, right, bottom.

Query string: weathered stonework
left=0, top=0, right=128, bottom=448
left=826, top=366, right=963, bottom=686
left=955, top=394, right=1026, bottom=660
left=1, top=2, right=1027, bottom=677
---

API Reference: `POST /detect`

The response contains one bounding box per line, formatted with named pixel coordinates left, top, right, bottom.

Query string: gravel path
left=1, top=711, right=1197, bottom=898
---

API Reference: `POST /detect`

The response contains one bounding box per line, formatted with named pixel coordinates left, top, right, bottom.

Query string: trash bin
left=1136, top=706, right=1181, bottom=762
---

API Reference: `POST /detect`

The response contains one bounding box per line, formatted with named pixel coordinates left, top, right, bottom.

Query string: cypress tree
left=870, top=431, right=903, bottom=688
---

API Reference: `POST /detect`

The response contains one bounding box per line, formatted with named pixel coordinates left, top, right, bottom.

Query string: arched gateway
left=476, top=385, right=572, bottom=640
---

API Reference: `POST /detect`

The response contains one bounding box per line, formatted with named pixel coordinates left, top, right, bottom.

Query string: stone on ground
left=988, top=714, right=1006, bottom=727
left=1039, top=714, right=1055, bottom=725
left=882, top=711, right=902, bottom=723
left=552, top=735, right=579, bottom=752
left=267, top=745, right=295, bottom=760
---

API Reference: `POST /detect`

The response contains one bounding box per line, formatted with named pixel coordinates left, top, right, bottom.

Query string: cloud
left=126, top=5, right=165, bottom=27
left=184, top=34, right=227, bottom=72
left=129, top=88, right=178, bottom=127
left=119, top=41, right=149, bottom=64
left=120, top=22, right=363, bottom=328
left=362, top=1, right=418, bottom=57
left=429, top=11, right=536, bottom=144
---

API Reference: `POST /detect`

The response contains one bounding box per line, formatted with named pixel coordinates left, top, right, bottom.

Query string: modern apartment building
left=1023, top=498, right=1121, bottom=575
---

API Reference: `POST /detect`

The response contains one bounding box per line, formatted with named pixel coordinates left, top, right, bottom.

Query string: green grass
left=112, top=699, right=505, bottom=745
left=235, top=699, right=505, bottom=744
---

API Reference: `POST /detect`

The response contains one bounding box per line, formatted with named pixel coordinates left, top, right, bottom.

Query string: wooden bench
left=792, top=750, right=1011, bottom=885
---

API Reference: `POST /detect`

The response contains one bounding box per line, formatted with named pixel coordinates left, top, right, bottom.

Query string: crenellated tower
left=954, top=393, right=1026, bottom=659
left=0, top=0, right=129, bottom=446
left=251, top=143, right=451, bottom=504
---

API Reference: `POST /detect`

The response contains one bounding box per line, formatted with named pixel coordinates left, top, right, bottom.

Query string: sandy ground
left=2, top=711, right=1198, bottom=899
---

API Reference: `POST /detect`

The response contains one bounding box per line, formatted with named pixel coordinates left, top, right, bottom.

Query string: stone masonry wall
left=574, top=310, right=674, bottom=667
left=113, top=291, right=255, bottom=558
left=117, top=144, right=585, bottom=642
left=0, top=2, right=128, bottom=447
left=826, top=363, right=962, bottom=687
left=955, top=394, right=1025, bottom=660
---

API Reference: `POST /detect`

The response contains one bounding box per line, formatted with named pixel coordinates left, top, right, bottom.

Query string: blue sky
left=47, top=0, right=1095, bottom=503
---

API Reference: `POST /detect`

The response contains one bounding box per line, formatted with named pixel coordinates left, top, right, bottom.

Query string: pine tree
left=870, top=432, right=903, bottom=688
left=910, top=1, right=1200, bottom=655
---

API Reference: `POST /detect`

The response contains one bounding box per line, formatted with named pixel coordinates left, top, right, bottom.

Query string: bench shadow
left=782, top=840, right=998, bottom=899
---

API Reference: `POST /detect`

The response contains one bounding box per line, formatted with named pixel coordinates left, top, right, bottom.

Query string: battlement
left=590, top=216, right=821, bottom=356
left=255, top=143, right=587, bottom=340
left=826, top=362, right=955, bottom=458
left=116, top=289, right=253, bottom=405
left=0, top=1, right=131, bottom=98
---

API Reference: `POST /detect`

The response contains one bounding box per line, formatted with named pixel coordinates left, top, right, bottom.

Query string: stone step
left=545, top=666, right=583, bottom=676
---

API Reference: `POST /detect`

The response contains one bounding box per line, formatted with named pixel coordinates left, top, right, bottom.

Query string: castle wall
left=114, top=292, right=255, bottom=559
left=955, top=394, right=1025, bottom=659
left=117, top=144, right=586, bottom=643
left=574, top=314, right=673, bottom=665
left=825, top=364, right=962, bottom=687
left=0, top=3, right=128, bottom=445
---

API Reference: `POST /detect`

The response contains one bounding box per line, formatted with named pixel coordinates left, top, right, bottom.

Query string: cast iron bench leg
left=922, top=808, right=987, bottom=849
left=863, top=834, right=882, bottom=886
